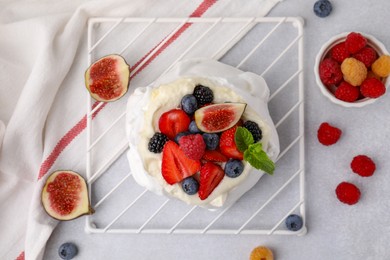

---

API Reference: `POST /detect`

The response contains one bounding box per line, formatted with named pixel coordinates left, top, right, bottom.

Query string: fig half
left=85, top=54, right=130, bottom=102
left=41, top=170, right=94, bottom=221
left=194, top=103, right=247, bottom=133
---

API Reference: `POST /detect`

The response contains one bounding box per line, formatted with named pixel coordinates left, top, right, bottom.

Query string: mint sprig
left=235, top=126, right=254, bottom=152
left=234, top=127, right=275, bottom=175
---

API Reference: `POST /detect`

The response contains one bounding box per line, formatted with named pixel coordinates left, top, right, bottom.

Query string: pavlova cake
left=126, top=59, right=279, bottom=209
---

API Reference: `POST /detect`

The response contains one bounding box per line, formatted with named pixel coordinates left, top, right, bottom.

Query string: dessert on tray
left=126, top=59, right=279, bottom=209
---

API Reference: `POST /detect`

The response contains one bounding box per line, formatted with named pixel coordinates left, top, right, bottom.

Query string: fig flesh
left=41, top=170, right=94, bottom=221
left=194, top=103, right=247, bottom=133
left=85, top=54, right=130, bottom=102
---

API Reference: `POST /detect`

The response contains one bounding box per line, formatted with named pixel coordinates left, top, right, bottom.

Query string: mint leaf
left=235, top=126, right=254, bottom=152
left=244, top=143, right=275, bottom=175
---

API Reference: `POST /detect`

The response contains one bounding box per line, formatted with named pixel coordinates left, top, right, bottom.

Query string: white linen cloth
left=0, top=0, right=281, bottom=259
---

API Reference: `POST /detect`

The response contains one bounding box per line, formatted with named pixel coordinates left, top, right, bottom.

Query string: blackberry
left=193, top=85, right=213, bottom=106
left=148, top=133, right=168, bottom=153
left=243, top=121, right=262, bottom=142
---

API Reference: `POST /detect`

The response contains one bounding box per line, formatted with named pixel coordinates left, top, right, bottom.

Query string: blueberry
left=189, top=121, right=202, bottom=134
left=313, top=0, right=332, bottom=18
left=181, top=177, right=199, bottom=195
left=181, top=94, right=198, bottom=114
left=224, top=159, right=244, bottom=178
left=203, top=133, right=219, bottom=150
left=285, top=214, right=303, bottom=231
left=58, top=242, right=78, bottom=260
left=174, top=132, right=191, bottom=144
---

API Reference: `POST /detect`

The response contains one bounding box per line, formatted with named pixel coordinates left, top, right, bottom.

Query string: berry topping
left=351, top=155, right=376, bottom=177
left=360, top=78, right=386, bottom=98
left=148, top=133, right=168, bottom=153
left=202, top=133, right=220, bottom=150
left=198, top=162, right=224, bottom=200
left=174, top=131, right=191, bottom=144
left=178, top=134, right=206, bottom=160
left=341, top=57, right=368, bottom=86
left=250, top=246, right=274, bottom=260
left=317, top=122, right=342, bottom=146
left=159, top=109, right=191, bottom=140
left=189, top=120, right=202, bottom=134
left=181, top=94, right=198, bottom=114
left=329, top=42, right=350, bottom=63
left=181, top=176, right=199, bottom=195
left=334, top=81, right=359, bottom=102
left=243, top=120, right=262, bottom=142
left=193, top=85, right=214, bottom=106
left=372, top=55, right=390, bottom=77
left=224, top=159, right=244, bottom=178
left=202, top=149, right=228, bottom=162
left=162, top=141, right=201, bottom=185
left=319, top=58, right=343, bottom=86
left=58, top=242, right=78, bottom=260
left=345, top=32, right=367, bottom=54
left=335, top=182, right=361, bottom=205
left=285, top=214, right=304, bottom=231
left=219, top=126, right=244, bottom=160
left=353, top=47, right=377, bottom=68
left=313, top=0, right=332, bottom=18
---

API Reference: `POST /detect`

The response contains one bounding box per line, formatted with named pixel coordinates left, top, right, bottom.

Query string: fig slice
left=85, top=54, right=130, bottom=102
left=194, top=103, right=247, bottom=133
left=41, top=170, right=94, bottom=221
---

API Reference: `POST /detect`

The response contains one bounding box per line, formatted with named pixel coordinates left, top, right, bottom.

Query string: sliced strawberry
left=219, top=126, right=243, bottom=160
left=198, top=162, right=225, bottom=200
left=202, top=149, right=228, bottom=162
left=162, top=141, right=201, bottom=185
left=159, top=109, right=191, bottom=140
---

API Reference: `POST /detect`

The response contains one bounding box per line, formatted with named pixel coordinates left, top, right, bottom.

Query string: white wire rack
left=85, top=17, right=306, bottom=235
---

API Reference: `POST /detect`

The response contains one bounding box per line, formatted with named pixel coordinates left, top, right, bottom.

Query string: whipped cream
left=126, top=59, right=279, bottom=209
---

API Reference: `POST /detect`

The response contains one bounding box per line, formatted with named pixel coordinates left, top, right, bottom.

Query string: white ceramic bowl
left=314, top=32, right=389, bottom=108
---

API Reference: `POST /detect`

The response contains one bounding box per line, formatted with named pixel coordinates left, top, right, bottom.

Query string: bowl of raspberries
left=315, top=32, right=390, bottom=107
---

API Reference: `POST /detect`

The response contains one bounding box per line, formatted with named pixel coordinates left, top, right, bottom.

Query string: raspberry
left=341, top=57, right=367, bottom=86
left=360, top=78, right=386, bottom=98
left=353, top=47, right=377, bottom=68
left=372, top=55, right=390, bottom=77
left=334, top=81, right=359, bottom=102
left=345, top=32, right=367, bottom=54
left=317, top=122, right=342, bottom=146
left=335, top=182, right=361, bottom=205
left=330, top=42, right=350, bottom=63
left=351, top=155, right=376, bottom=177
left=178, top=134, right=206, bottom=160
left=319, top=58, right=343, bottom=86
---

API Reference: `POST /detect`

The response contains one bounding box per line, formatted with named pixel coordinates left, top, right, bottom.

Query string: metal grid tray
left=85, top=16, right=306, bottom=235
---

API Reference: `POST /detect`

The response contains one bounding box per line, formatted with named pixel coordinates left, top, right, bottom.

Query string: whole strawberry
left=334, top=81, right=359, bottom=102
left=345, top=32, right=367, bottom=54
left=351, top=155, right=376, bottom=177
left=179, top=134, right=206, bottom=160
left=335, top=182, right=361, bottom=205
left=319, top=58, right=343, bottom=86
left=360, top=78, right=386, bottom=98
left=317, top=122, right=342, bottom=146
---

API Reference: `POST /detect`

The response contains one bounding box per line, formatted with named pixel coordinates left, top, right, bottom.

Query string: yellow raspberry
left=341, top=57, right=367, bottom=86
left=250, top=246, right=274, bottom=260
left=372, top=55, right=390, bottom=77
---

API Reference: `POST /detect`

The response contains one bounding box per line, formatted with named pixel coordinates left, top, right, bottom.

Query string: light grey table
left=44, top=1, right=390, bottom=259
